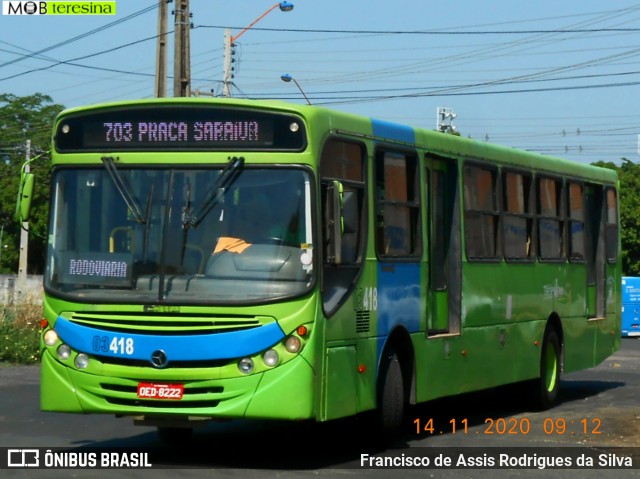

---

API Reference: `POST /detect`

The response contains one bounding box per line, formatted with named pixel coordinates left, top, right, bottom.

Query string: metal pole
left=222, top=29, right=232, bottom=97
left=222, top=3, right=294, bottom=98
left=291, top=77, right=311, bottom=105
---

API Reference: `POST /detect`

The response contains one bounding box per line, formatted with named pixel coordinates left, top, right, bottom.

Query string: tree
left=0, top=93, right=65, bottom=274
left=593, top=159, right=640, bottom=276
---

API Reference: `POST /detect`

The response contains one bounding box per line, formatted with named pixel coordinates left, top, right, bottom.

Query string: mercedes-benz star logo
left=150, top=350, right=168, bottom=368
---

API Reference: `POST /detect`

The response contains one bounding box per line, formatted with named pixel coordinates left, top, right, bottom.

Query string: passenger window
left=463, top=165, right=499, bottom=259
left=502, top=171, right=534, bottom=261
left=567, top=182, right=585, bottom=261
left=606, top=188, right=618, bottom=263
left=375, top=150, right=420, bottom=258
left=537, top=177, right=565, bottom=260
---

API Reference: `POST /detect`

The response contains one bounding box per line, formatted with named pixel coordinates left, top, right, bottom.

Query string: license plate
left=137, top=382, right=184, bottom=400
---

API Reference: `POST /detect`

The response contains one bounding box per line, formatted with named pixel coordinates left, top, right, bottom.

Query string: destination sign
left=57, top=252, right=133, bottom=287
left=54, top=105, right=307, bottom=152
left=100, top=120, right=262, bottom=144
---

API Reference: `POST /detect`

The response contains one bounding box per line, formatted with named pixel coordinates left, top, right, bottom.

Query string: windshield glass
left=45, top=165, right=314, bottom=304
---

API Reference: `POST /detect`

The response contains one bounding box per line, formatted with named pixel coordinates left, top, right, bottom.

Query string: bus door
left=585, top=183, right=606, bottom=319
left=426, top=155, right=461, bottom=335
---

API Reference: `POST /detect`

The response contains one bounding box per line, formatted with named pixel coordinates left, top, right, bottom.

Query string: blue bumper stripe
left=54, top=317, right=285, bottom=363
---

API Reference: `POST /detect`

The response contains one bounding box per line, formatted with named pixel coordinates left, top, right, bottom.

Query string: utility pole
left=222, top=28, right=233, bottom=97
left=154, top=0, right=168, bottom=97
left=17, top=139, right=30, bottom=298
left=222, top=3, right=294, bottom=98
left=173, top=0, right=191, bottom=97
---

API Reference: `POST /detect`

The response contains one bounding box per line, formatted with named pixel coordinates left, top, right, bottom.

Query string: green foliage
left=0, top=301, right=41, bottom=364
left=0, top=93, right=65, bottom=274
left=593, top=159, right=640, bottom=276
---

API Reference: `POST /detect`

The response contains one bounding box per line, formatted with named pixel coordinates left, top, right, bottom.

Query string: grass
left=0, top=298, right=41, bottom=365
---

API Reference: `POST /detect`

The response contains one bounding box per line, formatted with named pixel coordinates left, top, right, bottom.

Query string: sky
left=2, top=0, right=640, bottom=165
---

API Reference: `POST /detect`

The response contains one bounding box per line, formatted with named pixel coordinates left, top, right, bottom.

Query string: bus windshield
left=45, top=165, right=314, bottom=304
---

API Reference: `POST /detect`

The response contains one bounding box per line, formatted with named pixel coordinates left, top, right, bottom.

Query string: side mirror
left=15, top=172, right=34, bottom=223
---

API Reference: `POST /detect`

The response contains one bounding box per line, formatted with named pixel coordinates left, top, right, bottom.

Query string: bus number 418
left=92, top=336, right=135, bottom=355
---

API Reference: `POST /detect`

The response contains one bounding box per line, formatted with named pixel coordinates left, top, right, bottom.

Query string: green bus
left=23, top=98, right=621, bottom=440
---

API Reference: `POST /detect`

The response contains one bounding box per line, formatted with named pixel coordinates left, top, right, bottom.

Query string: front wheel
left=377, top=350, right=406, bottom=437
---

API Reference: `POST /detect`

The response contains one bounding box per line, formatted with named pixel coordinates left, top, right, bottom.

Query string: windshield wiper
left=142, top=184, right=154, bottom=261
left=183, top=156, right=244, bottom=229
left=101, top=156, right=146, bottom=224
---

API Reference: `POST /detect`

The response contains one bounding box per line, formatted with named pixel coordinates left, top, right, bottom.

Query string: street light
left=223, top=2, right=294, bottom=97
left=281, top=74, right=311, bottom=105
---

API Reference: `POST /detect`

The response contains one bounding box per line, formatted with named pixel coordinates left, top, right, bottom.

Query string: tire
left=534, top=328, right=561, bottom=410
left=377, top=350, right=406, bottom=437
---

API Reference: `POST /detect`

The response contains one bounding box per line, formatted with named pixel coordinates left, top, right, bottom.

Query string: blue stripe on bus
left=371, top=118, right=415, bottom=144
left=54, top=316, right=285, bottom=363
left=376, top=262, right=421, bottom=362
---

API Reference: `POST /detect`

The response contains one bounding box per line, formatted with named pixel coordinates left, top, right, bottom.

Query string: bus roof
left=55, top=97, right=618, bottom=184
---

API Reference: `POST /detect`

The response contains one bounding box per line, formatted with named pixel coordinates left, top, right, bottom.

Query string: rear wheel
left=534, top=328, right=561, bottom=410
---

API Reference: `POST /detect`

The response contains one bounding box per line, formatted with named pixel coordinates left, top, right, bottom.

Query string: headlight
left=285, top=336, right=301, bottom=353
left=43, top=329, right=59, bottom=346
left=74, top=354, right=90, bottom=369
left=56, top=344, right=71, bottom=360
left=238, top=357, right=254, bottom=374
left=263, top=349, right=279, bottom=367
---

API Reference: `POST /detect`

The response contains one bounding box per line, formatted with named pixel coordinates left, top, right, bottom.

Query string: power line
left=0, top=2, right=159, bottom=69
left=0, top=33, right=167, bottom=82
left=195, top=25, right=640, bottom=35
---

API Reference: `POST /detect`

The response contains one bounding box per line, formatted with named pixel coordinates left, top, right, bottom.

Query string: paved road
left=1, top=338, right=639, bottom=477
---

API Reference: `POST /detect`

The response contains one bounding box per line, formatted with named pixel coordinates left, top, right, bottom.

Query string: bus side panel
left=560, top=316, right=596, bottom=372
left=461, top=262, right=588, bottom=329
left=322, top=258, right=380, bottom=421
left=594, top=312, right=620, bottom=364
left=563, top=271, right=620, bottom=373
left=322, top=346, right=358, bottom=420
left=376, top=262, right=421, bottom=361
left=562, top=315, right=616, bottom=372
left=414, top=322, right=544, bottom=402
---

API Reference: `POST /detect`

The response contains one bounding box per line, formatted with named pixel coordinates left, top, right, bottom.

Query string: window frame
left=463, top=162, right=501, bottom=261
left=374, top=147, right=422, bottom=260
left=536, top=175, right=566, bottom=262
left=501, top=168, right=535, bottom=262
left=566, top=180, right=586, bottom=262
left=319, top=136, right=368, bottom=317
left=605, top=187, right=619, bottom=264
